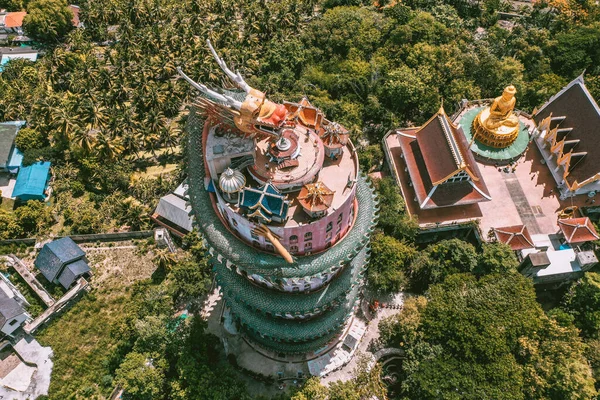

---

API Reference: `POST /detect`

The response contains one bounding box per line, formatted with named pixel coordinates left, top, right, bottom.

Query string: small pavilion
left=493, top=225, right=535, bottom=251
left=558, top=217, right=599, bottom=245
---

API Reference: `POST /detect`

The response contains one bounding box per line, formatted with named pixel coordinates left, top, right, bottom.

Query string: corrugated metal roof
left=12, top=161, right=50, bottom=201
left=0, top=123, right=18, bottom=168
left=154, top=194, right=193, bottom=232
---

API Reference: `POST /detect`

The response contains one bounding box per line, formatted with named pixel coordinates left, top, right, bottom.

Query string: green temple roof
left=227, top=282, right=361, bottom=343
left=214, top=244, right=368, bottom=316
left=245, top=328, right=341, bottom=355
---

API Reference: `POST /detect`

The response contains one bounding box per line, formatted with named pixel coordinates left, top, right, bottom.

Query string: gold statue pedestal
left=472, top=106, right=520, bottom=149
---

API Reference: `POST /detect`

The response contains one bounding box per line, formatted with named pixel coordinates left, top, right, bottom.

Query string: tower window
left=290, top=235, right=298, bottom=244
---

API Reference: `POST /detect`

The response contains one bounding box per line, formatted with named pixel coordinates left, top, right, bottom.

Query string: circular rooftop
left=458, top=106, right=530, bottom=164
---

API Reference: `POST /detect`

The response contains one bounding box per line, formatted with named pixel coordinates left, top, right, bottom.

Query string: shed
left=35, top=237, right=87, bottom=287
left=0, top=289, right=28, bottom=336
left=152, top=193, right=193, bottom=236
left=12, top=161, right=51, bottom=201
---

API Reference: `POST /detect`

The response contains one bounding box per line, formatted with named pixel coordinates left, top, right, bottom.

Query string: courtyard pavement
left=0, top=335, right=53, bottom=399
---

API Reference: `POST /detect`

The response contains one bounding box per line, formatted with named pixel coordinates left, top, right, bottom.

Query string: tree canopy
left=380, top=274, right=597, bottom=399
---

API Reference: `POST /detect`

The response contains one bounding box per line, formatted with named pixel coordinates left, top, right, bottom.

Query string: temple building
left=180, top=41, right=378, bottom=356
left=386, top=106, right=491, bottom=210
left=533, top=75, right=600, bottom=199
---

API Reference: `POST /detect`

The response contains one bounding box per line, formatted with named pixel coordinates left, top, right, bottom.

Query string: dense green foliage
left=561, top=272, right=600, bottom=339
left=290, top=358, right=387, bottom=400
left=368, top=232, right=416, bottom=292
left=22, top=0, right=74, bottom=43
left=380, top=274, right=597, bottom=399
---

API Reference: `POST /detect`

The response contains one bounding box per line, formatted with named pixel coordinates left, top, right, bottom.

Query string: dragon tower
left=180, top=41, right=378, bottom=355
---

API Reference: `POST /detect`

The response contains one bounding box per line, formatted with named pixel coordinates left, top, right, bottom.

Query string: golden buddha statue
left=472, top=85, right=520, bottom=149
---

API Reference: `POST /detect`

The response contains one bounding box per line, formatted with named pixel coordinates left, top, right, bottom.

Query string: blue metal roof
left=239, top=183, right=288, bottom=221
left=12, top=161, right=50, bottom=201
left=57, top=259, right=90, bottom=289
left=34, top=237, right=85, bottom=283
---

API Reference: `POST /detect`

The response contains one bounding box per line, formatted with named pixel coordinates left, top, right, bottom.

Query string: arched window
left=304, top=232, right=312, bottom=241
left=266, top=244, right=274, bottom=252
left=290, top=245, right=299, bottom=253
left=290, top=235, right=298, bottom=244
left=232, top=219, right=238, bottom=227
left=252, top=240, right=260, bottom=248
left=326, top=222, right=333, bottom=232
left=337, top=213, right=343, bottom=224
left=304, top=242, right=312, bottom=251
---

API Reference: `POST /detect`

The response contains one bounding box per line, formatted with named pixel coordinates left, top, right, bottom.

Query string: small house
left=34, top=237, right=91, bottom=289
left=152, top=181, right=195, bottom=237
left=0, top=288, right=30, bottom=337
left=0, top=122, right=24, bottom=173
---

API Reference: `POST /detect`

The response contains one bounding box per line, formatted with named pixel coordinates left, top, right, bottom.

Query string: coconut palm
left=96, top=133, right=124, bottom=161
left=153, top=249, right=176, bottom=272
left=74, top=128, right=98, bottom=154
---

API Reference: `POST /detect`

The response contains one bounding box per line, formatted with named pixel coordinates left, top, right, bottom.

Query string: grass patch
left=35, top=244, right=157, bottom=399
left=36, top=286, right=133, bottom=399
left=0, top=197, right=15, bottom=212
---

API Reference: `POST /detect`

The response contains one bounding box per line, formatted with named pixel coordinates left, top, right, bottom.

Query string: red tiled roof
left=394, top=108, right=490, bottom=210
left=494, top=225, right=535, bottom=250
left=4, top=12, right=26, bottom=28
left=534, top=77, right=600, bottom=188
left=558, top=217, right=599, bottom=243
left=415, top=112, right=464, bottom=184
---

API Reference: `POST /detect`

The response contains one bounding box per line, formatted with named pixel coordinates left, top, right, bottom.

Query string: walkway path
left=502, top=172, right=542, bottom=234
left=4, top=255, right=55, bottom=307
left=24, top=278, right=89, bottom=334
left=80, top=245, right=138, bottom=251
left=321, top=294, right=406, bottom=384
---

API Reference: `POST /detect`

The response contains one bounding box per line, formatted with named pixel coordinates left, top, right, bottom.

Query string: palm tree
left=119, top=196, right=150, bottom=230
left=51, top=105, right=80, bottom=142
left=96, top=133, right=124, bottom=161
left=74, top=129, right=98, bottom=154
left=153, top=249, right=176, bottom=272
